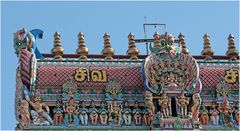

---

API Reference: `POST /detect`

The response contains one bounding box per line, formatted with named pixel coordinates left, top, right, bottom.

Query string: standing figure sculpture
left=199, top=106, right=209, bottom=125
left=144, top=91, right=155, bottom=114
left=191, top=93, right=201, bottom=121
left=79, top=101, right=88, bottom=126
left=158, top=92, right=171, bottom=118
left=63, top=97, right=79, bottom=126
left=133, top=101, right=142, bottom=126
left=209, top=107, right=219, bottom=125
left=99, top=101, right=108, bottom=125
left=122, top=101, right=132, bottom=126
left=176, top=91, right=189, bottom=118
left=24, top=90, right=53, bottom=125
left=53, top=101, right=64, bottom=125
left=218, top=90, right=234, bottom=127
left=18, top=99, right=30, bottom=129
left=108, top=100, right=122, bottom=126
left=89, top=101, right=99, bottom=125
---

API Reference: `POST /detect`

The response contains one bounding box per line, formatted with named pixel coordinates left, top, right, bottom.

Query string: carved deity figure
left=18, top=99, right=30, bottom=129
left=108, top=100, right=122, bottom=126
left=24, top=90, right=53, bottom=125
left=89, top=101, right=99, bottom=125
left=217, top=90, right=234, bottom=127
left=199, top=106, right=209, bottom=125
left=143, top=108, right=154, bottom=126
left=190, top=93, right=201, bottom=121
left=209, top=107, right=219, bottom=125
left=99, top=101, right=108, bottom=125
left=158, top=92, right=171, bottom=118
left=144, top=91, right=155, bottom=114
left=79, top=102, right=88, bottom=125
left=64, top=97, right=79, bottom=125
left=133, top=101, right=142, bottom=126
left=122, top=101, right=132, bottom=126
left=218, top=98, right=234, bottom=127
left=53, top=101, right=63, bottom=125
left=176, top=91, right=189, bottom=118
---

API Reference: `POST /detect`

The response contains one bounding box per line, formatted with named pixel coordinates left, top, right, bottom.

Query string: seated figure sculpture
left=200, top=106, right=209, bottom=125
left=89, top=101, right=99, bottom=125
left=24, top=90, right=53, bottom=125
left=53, top=101, right=64, bottom=125
left=143, top=108, right=154, bottom=126
left=209, top=107, right=219, bottom=125
left=133, top=101, right=142, bottom=126
left=79, top=101, right=88, bottom=126
left=122, top=101, right=132, bottom=126
left=99, top=101, right=108, bottom=125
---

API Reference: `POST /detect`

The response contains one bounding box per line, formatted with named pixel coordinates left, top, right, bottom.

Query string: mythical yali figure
left=158, top=92, right=171, bottom=118
left=24, top=90, right=53, bottom=125
left=89, top=101, right=99, bottom=125
left=176, top=91, right=190, bottom=118
left=122, top=101, right=132, bottom=126
left=63, top=97, right=79, bottom=126
left=99, top=101, right=108, bottom=125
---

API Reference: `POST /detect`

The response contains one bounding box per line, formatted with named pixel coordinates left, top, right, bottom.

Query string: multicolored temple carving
left=14, top=28, right=239, bottom=130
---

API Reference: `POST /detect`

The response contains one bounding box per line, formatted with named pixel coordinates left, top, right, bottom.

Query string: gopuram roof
left=14, top=28, right=239, bottom=130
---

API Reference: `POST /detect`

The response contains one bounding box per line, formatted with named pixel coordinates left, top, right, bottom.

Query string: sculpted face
left=157, top=33, right=176, bottom=54
left=34, top=96, right=42, bottom=103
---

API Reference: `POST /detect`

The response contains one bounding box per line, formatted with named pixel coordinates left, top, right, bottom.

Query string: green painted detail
left=47, top=88, right=52, bottom=94
left=173, top=118, right=182, bottom=130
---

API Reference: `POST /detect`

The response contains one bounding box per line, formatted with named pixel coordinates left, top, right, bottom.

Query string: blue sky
left=1, top=1, right=239, bottom=130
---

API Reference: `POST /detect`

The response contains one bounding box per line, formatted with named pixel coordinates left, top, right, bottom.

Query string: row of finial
left=51, top=32, right=238, bottom=61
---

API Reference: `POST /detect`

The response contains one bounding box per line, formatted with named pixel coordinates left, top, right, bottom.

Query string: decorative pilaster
left=76, top=32, right=88, bottom=59
left=153, top=32, right=160, bottom=47
left=52, top=32, right=64, bottom=60
left=127, top=33, right=139, bottom=59
left=201, top=33, right=214, bottom=60
left=178, top=33, right=189, bottom=55
left=226, top=34, right=239, bottom=61
left=101, top=33, right=114, bottom=60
